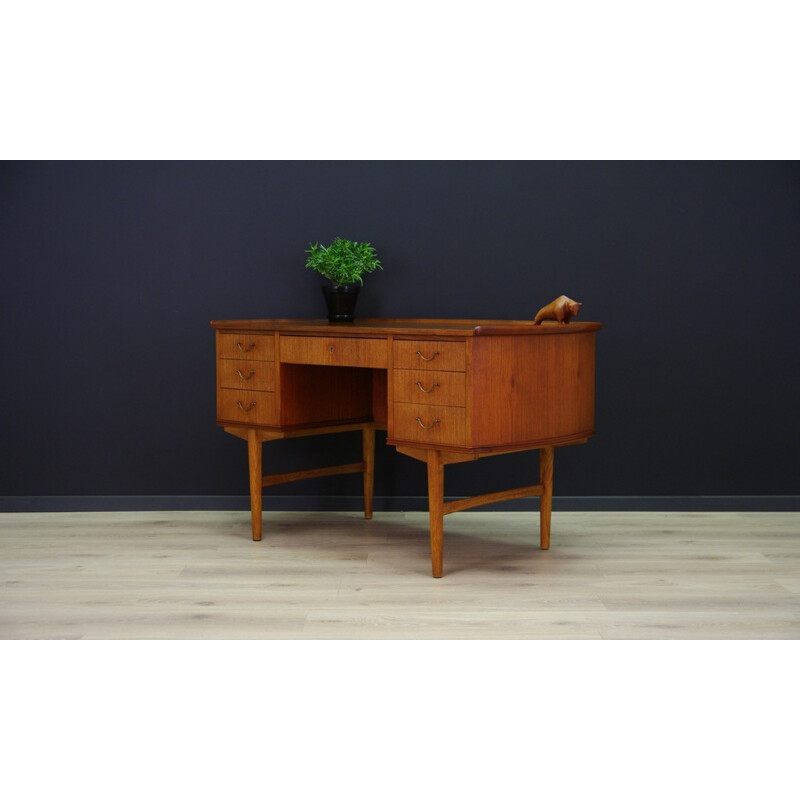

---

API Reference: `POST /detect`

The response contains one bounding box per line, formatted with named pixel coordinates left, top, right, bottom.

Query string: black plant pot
left=322, top=284, right=360, bottom=322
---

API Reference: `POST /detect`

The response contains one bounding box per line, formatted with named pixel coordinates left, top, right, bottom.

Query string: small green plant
left=304, top=237, right=382, bottom=286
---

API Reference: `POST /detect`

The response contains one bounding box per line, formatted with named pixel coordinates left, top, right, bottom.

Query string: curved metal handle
left=235, top=369, right=256, bottom=380
left=236, top=401, right=256, bottom=411
left=415, top=381, right=440, bottom=394
left=415, top=416, right=441, bottom=430
left=415, top=349, right=440, bottom=361
left=236, top=342, right=256, bottom=353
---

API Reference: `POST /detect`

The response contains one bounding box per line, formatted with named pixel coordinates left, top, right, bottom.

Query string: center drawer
left=280, top=336, right=388, bottom=368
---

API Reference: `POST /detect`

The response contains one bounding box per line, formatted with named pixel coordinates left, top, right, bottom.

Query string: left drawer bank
left=216, top=332, right=278, bottom=426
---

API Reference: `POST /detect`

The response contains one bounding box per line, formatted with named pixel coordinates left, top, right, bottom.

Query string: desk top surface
left=210, top=318, right=602, bottom=337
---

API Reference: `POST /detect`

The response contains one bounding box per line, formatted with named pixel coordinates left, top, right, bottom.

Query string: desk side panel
left=469, top=333, right=596, bottom=449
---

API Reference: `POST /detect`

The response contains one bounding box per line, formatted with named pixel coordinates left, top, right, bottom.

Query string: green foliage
left=304, top=237, right=383, bottom=286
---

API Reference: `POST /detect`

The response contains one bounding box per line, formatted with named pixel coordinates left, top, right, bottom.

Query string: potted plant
left=304, top=237, right=382, bottom=322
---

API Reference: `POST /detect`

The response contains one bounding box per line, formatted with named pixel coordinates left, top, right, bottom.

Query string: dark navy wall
left=2, top=161, right=799, bottom=508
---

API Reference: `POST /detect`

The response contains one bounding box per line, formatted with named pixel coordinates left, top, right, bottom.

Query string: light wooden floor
left=1, top=510, right=798, bottom=639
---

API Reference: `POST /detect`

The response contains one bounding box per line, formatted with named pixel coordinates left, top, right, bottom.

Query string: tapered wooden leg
left=247, top=428, right=263, bottom=541
left=427, top=450, right=445, bottom=578
left=539, top=446, right=554, bottom=550
left=362, top=425, right=375, bottom=520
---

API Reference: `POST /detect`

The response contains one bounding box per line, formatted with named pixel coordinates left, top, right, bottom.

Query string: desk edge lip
left=210, top=319, right=602, bottom=337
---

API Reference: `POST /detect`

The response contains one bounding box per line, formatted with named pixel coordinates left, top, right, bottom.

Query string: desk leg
left=247, top=429, right=263, bottom=542
left=362, top=425, right=375, bottom=520
left=539, top=446, right=554, bottom=550
left=427, top=450, right=444, bottom=578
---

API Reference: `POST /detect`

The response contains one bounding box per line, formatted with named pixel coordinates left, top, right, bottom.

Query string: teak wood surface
left=211, top=318, right=601, bottom=577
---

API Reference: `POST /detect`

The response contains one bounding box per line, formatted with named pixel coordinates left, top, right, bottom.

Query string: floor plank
left=1, top=510, right=798, bottom=639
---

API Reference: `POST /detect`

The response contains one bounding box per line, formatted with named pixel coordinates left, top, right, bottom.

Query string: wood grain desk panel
left=469, top=333, right=596, bottom=450
left=211, top=319, right=601, bottom=577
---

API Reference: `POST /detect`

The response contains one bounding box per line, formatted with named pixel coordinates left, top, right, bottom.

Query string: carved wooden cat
left=533, top=295, right=582, bottom=325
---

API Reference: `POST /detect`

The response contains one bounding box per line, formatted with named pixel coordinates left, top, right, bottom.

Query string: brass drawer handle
left=236, top=342, right=256, bottom=353
left=415, top=416, right=440, bottom=430
left=236, top=401, right=256, bottom=411
left=415, top=349, right=440, bottom=361
left=235, top=369, right=256, bottom=380
left=415, top=380, right=439, bottom=394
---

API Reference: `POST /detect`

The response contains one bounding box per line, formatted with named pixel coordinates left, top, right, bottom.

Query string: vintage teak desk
left=211, top=319, right=600, bottom=577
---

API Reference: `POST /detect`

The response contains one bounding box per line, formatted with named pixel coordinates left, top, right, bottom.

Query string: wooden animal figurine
left=533, top=295, right=582, bottom=325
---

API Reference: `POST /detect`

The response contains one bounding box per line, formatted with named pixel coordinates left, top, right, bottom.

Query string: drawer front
left=392, top=402, right=467, bottom=446
left=392, top=369, right=466, bottom=407
left=393, top=340, right=466, bottom=371
left=218, top=333, right=275, bottom=362
left=280, top=336, right=388, bottom=368
left=219, top=358, right=276, bottom=392
left=218, top=389, right=277, bottom=425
